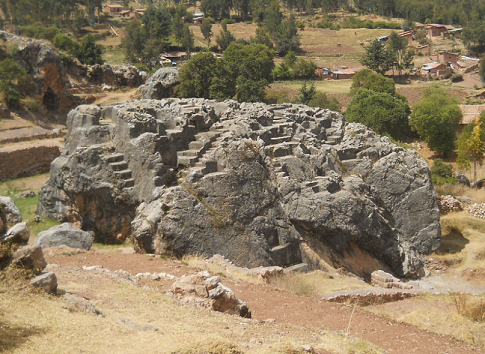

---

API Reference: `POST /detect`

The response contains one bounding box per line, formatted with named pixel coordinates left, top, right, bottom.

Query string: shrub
left=451, top=73, right=464, bottom=82
left=452, top=293, right=485, bottom=322
left=53, top=33, right=80, bottom=57
left=431, top=159, right=453, bottom=177
left=22, top=96, right=40, bottom=112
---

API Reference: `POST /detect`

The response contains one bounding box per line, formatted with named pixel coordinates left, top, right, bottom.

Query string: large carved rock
left=37, top=99, right=441, bottom=278
left=136, top=68, right=179, bottom=99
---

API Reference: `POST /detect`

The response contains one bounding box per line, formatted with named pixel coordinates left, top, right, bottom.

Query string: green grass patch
left=0, top=174, right=60, bottom=240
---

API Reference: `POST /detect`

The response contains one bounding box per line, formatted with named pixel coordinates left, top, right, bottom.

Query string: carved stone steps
left=114, top=170, right=132, bottom=179
left=177, top=155, right=199, bottom=167
left=110, top=161, right=128, bottom=171
left=106, top=153, right=124, bottom=163
left=121, top=178, right=135, bottom=188
left=270, top=135, right=292, bottom=144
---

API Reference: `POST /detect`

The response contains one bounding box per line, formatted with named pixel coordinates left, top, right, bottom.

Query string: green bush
left=53, top=33, right=80, bottom=57
left=431, top=159, right=453, bottom=177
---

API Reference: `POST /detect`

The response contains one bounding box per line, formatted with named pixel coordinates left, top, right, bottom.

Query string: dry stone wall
left=0, top=146, right=60, bottom=181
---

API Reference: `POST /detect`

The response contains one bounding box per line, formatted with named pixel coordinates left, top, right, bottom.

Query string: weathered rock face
left=136, top=68, right=179, bottom=99
left=86, top=64, right=147, bottom=89
left=0, top=31, right=82, bottom=122
left=37, top=99, right=441, bottom=278
left=0, top=31, right=148, bottom=123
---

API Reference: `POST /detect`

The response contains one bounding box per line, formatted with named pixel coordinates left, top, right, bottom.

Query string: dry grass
left=435, top=184, right=485, bottom=203
left=452, top=292, right=485, bottom=323
left=0, top=265, right=383, bottom=354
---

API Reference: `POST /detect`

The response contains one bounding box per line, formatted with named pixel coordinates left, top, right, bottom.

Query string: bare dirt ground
left=41, top=251, right=483, bottom=354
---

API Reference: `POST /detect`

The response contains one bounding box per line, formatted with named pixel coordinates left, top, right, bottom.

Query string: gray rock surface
left=1, top=222, right=30, bottom=244
left=136, top=68, right=179, bottom=99
left=37, top=99, right=441, bottom=278
left=64, top=293, right=103, bottom=315
left=10, top=244, right=46, bottom=272
left=35, top=222, right=94, bottom=250
left=30, top=272, right=57, bottom=294
left=0, top=196, right=23, bottom=229
left=170, top=271, right=251, bottom=317
left=87, top=64, right=147, bottom=88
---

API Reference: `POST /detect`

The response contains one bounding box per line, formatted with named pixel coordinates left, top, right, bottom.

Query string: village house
left=421, top=62, right=450, bottom=76
left=104, top=4, right=123, bottom=13
left=399, top=31, right=414, bottom=41
left=433, top=51, right=460, bottom=68
left=316, top=68, right=358, bottom=80
left=426, top=24, right=455, bottom=38
left=193, top=12, right=205, bottom=25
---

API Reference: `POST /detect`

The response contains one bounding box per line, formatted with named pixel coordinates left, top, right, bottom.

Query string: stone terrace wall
left=0, top=146, right=60, bottom=181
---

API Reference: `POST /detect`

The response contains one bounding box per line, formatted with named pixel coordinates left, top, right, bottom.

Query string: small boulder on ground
left=1, top=222, right=30, bottom=244
left=64, top=293, right=103, bottom=316
left=170, top=271, right=251, bottom=318
left=34, top=222, right=94, bottom=250
left=15, top=190, right=36, bottom=198
left=30, top=272, right=57, bottom=294
left=0, top=196, right=22, bottom=228
left=10, top=244, right=46, bottom=272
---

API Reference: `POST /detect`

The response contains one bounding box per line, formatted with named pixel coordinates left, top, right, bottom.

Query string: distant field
left=280, top=79, right=353, bottom=94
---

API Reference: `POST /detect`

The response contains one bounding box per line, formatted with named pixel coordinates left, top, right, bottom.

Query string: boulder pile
left=466, top=203, right=485, bottom=218
left=37, top=99, right=441, bottom=278
left=438, top=195, right=463, bottom=213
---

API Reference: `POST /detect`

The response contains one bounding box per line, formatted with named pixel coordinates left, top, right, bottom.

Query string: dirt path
left=46, top=252, right=483, bottom=354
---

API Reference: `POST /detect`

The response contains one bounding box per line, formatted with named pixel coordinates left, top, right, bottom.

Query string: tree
left=216, top=20, right=236, bottom=51
left=200, top=18, right=213, bottom=46
left=181, top=23, right=194, bottom=57
left=292, top=58, right=317, bottom=79
left=210, top=43, right=274, bottom=102
left=345, top=89, right=411, bottom=139
left=274, top=14, right=300, bottom=56
left=177, top=52, right=217, bottom=98
left=251, top=27, right=273, bottom=49
left=350, top=69, right=396, bottom=96
left=388, top=31, right=413, bottom=75
left=463, top=19, right=485, bottom=56
left=360, top=39, right=393, bottom=74
left=457, top=119, right=485, bottom=183
left=297, top=82, right=316, bottom=104
left=78, top=34, right=103, bottom=65
left=172, top=13, right=184, bottom=46
left=410, top=86, right=462, bottom=157
left=0, top=58, right=31, bottom=107
left=122, top=18, right=144, bottom=62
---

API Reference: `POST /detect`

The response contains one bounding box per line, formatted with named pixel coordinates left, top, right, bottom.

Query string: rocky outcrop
left=37, top=99, right=441, bottom=278
left=35, top=222, right=94, bottom=250
left=0, top=31, right=148, bottom=123
left=86, top=64, right=147, bottom=89
left=0, top=31, right=82, bottom=122
left=136, top=68, right=179, bottom=99
left=1, top=222, right=30, bottom=244
left=0, top=196, right=22, bottom=230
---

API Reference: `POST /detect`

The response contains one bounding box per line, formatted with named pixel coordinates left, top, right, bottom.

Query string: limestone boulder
left=0, top=196, right=22, bottom=229
left=10, top=244, right=46, bottom=272
left=170, top=271, right=251, bottom=317
left=37, top=99, right=441, bottom=279
left=1, top=222, right=30, bottom=244
left=136, top=67, right=179, bottom=99
left=30, top=272, right=57, bottom=294
left=35, top=223, right=94, bottom=250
